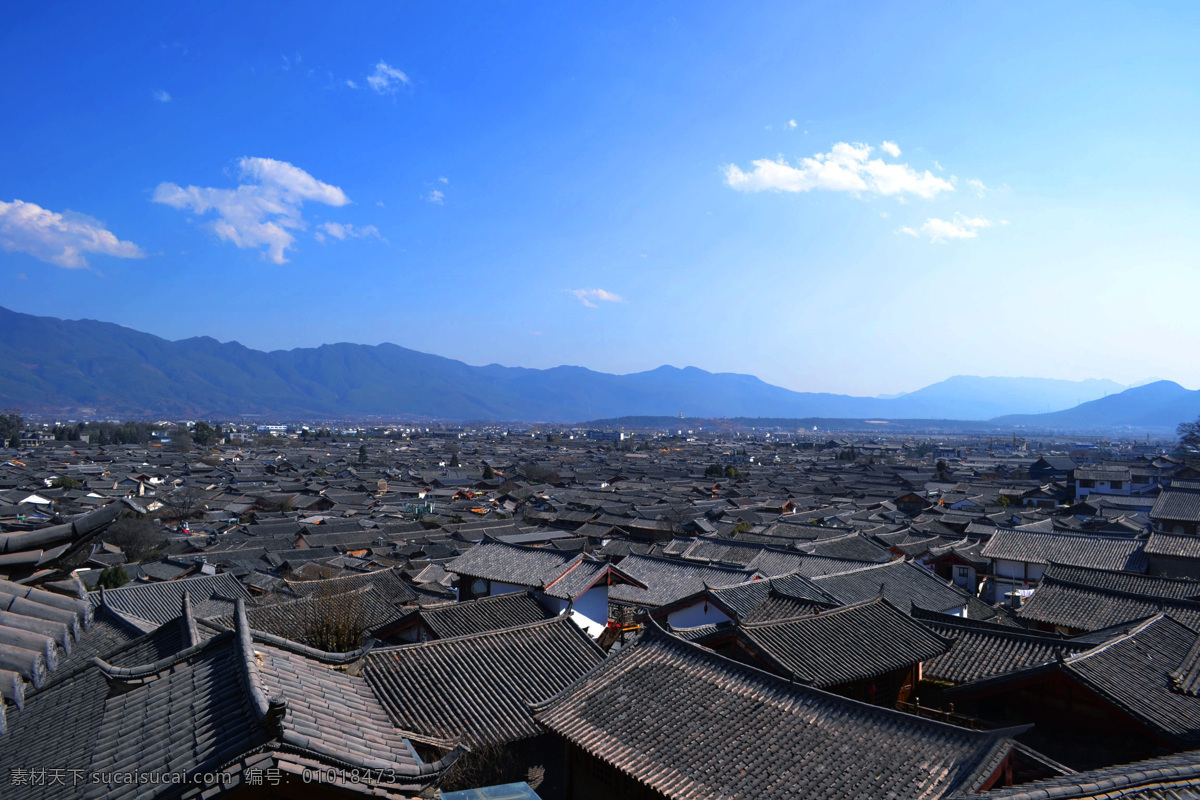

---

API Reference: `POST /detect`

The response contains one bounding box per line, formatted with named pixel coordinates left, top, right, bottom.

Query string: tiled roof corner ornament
left=263, top=695, right=287, bottom=734
left=180, top=590, right=200, bottom=648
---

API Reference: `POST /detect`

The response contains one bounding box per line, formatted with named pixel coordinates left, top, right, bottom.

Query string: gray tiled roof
left=1142, top=489, right=1200, bottom=525
left=608, top=553, right=758, bottom=607
left=811, top=559, right=972, bottom=614
left=534, top=621, right=1027, bottom=800
left=950, top=615, right=1200, bottom=748
left=2, top=598, right=454, bottom=799
left=1041, top=564, right=1200, bottom=600
left=82, top=637, right=266, bottom=800
left=446, top=539, right=582, bottom=588
left=982, top=528, right=1148, bottom=572
left=362, top=616, right=604, bottom=747
left=1146, top=531, right=1200, bottom=559
left=206, top=585, right=404, bottom=648
left=255, top=639, right=424, bottom=774
left=1017, top=571, right=1200, bottom=632
left=708, top=573, right=837, bottom=619
left=914, top=608, right=1092, bottom=685
left=404, top=592, right=554, bottom=640
left=739, top=597, right=952, bottom=687
left=964, top=749, right=1200, bottom=800
left=280, top=566, right=418, bottom=605
left=89, top=572, right=253, bottom=626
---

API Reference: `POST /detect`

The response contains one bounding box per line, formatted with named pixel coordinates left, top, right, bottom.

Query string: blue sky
left=2, top=1, right=1199, bottom=395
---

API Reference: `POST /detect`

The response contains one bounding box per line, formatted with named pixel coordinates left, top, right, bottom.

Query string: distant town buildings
left=2, top=424, right=1200, bottom=797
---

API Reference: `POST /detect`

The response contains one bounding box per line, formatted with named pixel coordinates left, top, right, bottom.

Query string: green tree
left=705, top=463, right=724, bottom=478
left=449, top=451, right=460, bottom=468
left=52, top=476, right=83, bottom=490
left=358, top=443, right=368, bottom=465
left=106, top=514, right=166, bottom=562
left=170, top=426, right=193, bottom=452
left=0, top=412, right=23, bottom=448
left=192, top=421, right=218, bottom=447
left=98, top=565, right=130, bottom=589
left=1179, top=416, right=1200, bottom=450
left=482, top=463, right=496, bottom=480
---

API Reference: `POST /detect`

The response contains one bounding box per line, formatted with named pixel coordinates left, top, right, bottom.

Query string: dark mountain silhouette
left=0, top=307, right=1166, bottom=425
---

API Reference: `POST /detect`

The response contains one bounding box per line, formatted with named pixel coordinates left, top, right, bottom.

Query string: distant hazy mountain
left=883, top=375, right=1127, bottom=419
left=0, top=307, right=1152, bottom=423
left=992, top=381, right=1200, bottom=431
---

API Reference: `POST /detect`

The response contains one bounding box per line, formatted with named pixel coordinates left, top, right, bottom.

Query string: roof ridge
left=990, top=526, right=1147, bottom=542
left=368, top=612, right=599, bottom=654
left=180, top=591, right=199, bottom=648
left=232, top=597, right=285, bottom=731
left=1062, top=612, right=1177, bottom=664
left=739, top=594, right=891, bottom=628
left=913, top=607, right=1081, bottom=644
left=91, top=631, right=230, bottom=681
left=811, top=559, right=899, bottom=579
left=1046, top=561, right=1200, bottom=584
left=1041, top=574, right=1200, bottom=609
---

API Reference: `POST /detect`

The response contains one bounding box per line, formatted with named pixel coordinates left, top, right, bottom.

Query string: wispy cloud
left=880, top=141, right=901, bottom=157
left=900, top=214, right=997, bottom=243
left=367, top=61, right=409, bottom=94
left=426, top=189, right=445, bottom=205
left=567, top=288, right=624, bottom=308
left=787, top=119, right=797, bottom=129
left=314, top=222, right=382, bottom=243
left=153, top=157, right=351, bottom=264
left=152, top=89, right=171, bottom=103
left=345, top=79, right=357, bottom=89
left=0, top=199, right=144, bottom=268
left=724, top=141, right=952, bottom=199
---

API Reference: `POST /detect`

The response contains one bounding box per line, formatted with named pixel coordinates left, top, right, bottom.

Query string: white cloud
left=426, top=189, right=444, bottom=205
left=345, top=79, right=357, bottom=89
left=567, top=288, right=624, bottom=308
left=787, top=119, right=797, bottom=129
left=880, top=140, right=901, bottom=157
left=314, top=222, right=381, bottom=243
left=723, top=141, right=952, bottom=199
left=367, top=61, right=409, bottom=94
left=900, top=213, right=996, bottom=243
left=153, top=90, right=171, bottom=103
left=152, top=157, right=350, bottom=264
left=933, top=160, right=944, bottom=172
left=0, top=199, right=144, bottom=268
left=438, top=176, right=449, bottom=184
left=967, top=178, right=989, bottom=197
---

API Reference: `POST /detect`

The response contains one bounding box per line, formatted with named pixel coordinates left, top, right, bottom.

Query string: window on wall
left=1080, top=479, right=1095, bottom=488
left=955, top=567, right=969, bottom=578
left=1110, top=481, right=1123, bottom=489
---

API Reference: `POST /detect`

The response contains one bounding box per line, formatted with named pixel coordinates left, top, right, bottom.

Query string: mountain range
left=0, top=306, right=1194, bottom=429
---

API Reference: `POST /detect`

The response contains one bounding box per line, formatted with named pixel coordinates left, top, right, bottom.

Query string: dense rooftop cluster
left=2, top=428, right=1200, bottom=798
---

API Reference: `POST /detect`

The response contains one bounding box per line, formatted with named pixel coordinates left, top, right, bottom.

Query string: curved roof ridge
left=1061, top=612, right=1172, bottom=664
left=1039, top=573, right=1200, bottom=609
left=233, top=597, right=276, bottom=726
left=369, top=612, right=601, bottom=654
left=90, top=632, right=230, bottom=681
